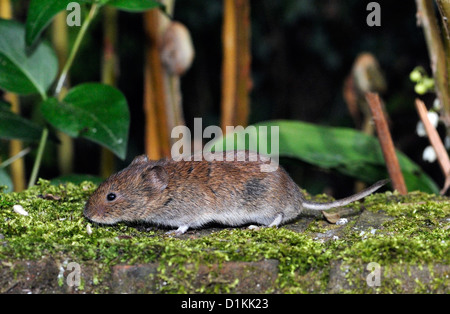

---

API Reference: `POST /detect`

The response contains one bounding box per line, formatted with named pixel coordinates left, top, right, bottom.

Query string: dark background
left=12, top=0, right=444, bottom=195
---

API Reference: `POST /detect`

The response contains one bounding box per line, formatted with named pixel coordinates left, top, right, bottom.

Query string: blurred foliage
left=213, top=120, right=439, bottom=193
left=0, top=0, right=162, bottom=189
left=0, top=0, right=443, bottom=195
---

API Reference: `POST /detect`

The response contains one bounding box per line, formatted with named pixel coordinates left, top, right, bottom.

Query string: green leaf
left=25, top=0, right=93, bottom=48
left=0, top=168, right=13, bottom=193
left=0, top=107, right=44, bottom=142
left=41, top=83, right=130, bottom=159
left=0, top=19, right=58, bottom=97
left=212, top=120, right=439, bottom=193
left=107, top=0, right=163, bottom=12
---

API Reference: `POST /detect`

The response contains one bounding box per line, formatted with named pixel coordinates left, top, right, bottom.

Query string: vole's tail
left=302, top=179, right=389, bottom=211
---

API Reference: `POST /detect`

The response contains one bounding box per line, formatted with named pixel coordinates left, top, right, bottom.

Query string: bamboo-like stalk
left=0, top=0, right=26, bottom=191
left=5, top=94, right=26, bottom=191
left=144, top=9, right=170, bottom=158
left=221, top=0, right=237, bottom=132
left=436, top=0, right=450, bottom=39
left=143, top=1, right=175, bottom=159
left=234, top=0, right=251, bottom=127
left=415, top=0, right=450, bottom=127
left=221, top=0, right=251, bottom=132
left=436, top=0, right=450, bottom=114
left=143, top=50, right=162, bottom=160
left=366, top=93, right=407, bottom=195
left=100, top=5, right=118, bottom=177
left=52, top=11, right=74, bottom=176
left=0, top=0, right=10, bottom=16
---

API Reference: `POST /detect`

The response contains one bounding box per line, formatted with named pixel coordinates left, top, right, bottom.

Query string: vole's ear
left=130, top=154, right=149, bottom=166
left=142, top=165, right=168, bottom=191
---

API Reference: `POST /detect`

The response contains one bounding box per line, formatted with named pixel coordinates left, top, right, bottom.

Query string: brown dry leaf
left=37, top=194, right=62, bottom=201
left=43, top=194, right=61, bottom=201
left=322, top=211, right=341, bottom=224
left=118, top=235, right=133, bottom=240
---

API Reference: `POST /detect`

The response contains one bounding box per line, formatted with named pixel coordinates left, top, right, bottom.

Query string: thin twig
left=0, top=147, right=31, bottom=169
left=366, top=92, right=407, bottom=194
left=415, top=98, right=450, bottom=194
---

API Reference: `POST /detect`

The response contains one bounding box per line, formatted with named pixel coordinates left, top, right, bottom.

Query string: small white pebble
left=336, top=218, right=348, bottom=225
left=13, top=205, right=29, bottom=216
left=86, top=224, right=92, bottom=235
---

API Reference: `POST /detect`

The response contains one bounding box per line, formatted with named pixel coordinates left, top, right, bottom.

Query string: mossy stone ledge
left=0, top=179, right=449, bottom=293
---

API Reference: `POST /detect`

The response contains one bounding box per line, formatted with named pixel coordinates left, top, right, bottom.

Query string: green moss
left=0, top=179, right=449, bottom=293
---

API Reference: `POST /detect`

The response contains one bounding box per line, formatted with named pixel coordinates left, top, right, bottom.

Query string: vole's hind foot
left=248, top=214, right=283, bottom=231
left=165, top=225, right=189, bottom=236
left=268, top=213, right=283, bottom=227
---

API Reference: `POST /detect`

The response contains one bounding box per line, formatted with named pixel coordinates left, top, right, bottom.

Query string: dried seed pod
left=160, top=21, right=195, bottom=76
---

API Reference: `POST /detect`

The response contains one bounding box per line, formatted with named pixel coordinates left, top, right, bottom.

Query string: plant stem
left=366, top=92, right=407, bottom=195
left=54, top=3, right=100, bottom=95
left=28, top=3, right=100, bottom=188
left=415, top=0, right=450, bottom=127
left=143, top=7, right=172, bottom=158
left=100, top=5, right=118, bottom=178
left=28, top=127, right=48, bottom=188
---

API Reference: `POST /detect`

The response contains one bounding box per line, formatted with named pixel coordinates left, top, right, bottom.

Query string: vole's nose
left=84, top=196, right=109, bottom=221
left=83, top=202, right=93, bottom=219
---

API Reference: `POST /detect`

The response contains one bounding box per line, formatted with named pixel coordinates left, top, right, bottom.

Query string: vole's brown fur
left=84, top=151, right=387, bottom=234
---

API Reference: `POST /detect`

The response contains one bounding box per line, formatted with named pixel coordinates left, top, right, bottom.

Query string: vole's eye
left=106, top=193, right=117, bottom=201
